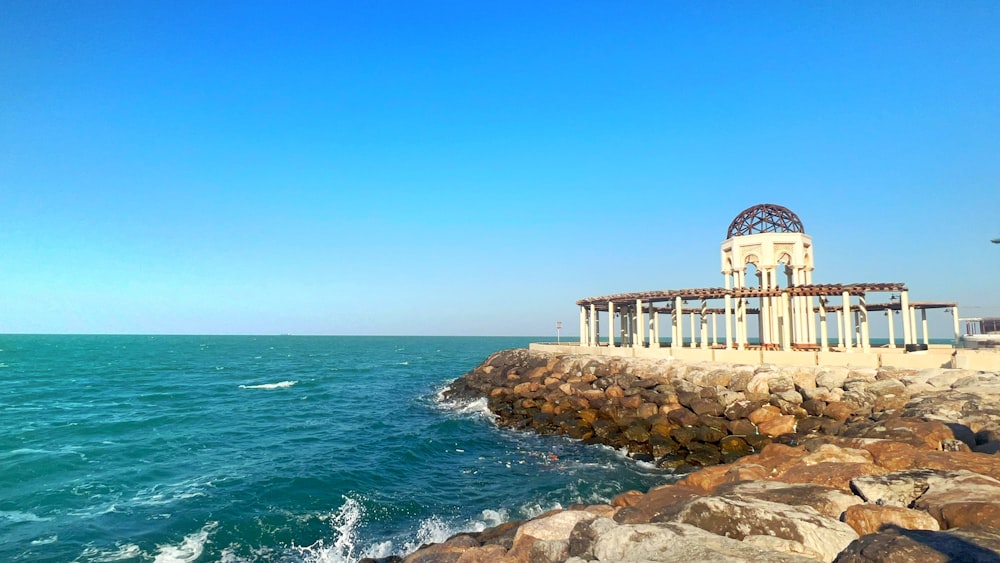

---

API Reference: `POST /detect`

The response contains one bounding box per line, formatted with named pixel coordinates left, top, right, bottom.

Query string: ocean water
left=0, top=335, right=672, bottom=562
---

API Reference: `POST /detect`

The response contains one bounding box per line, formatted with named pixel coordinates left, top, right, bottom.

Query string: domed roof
left=726, top=204, right=805, bottom=238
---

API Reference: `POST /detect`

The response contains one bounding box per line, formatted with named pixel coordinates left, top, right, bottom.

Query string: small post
left=556, top=321, right=562, bottom=344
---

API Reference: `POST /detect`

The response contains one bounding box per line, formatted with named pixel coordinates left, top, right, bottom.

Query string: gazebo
left=571, top=204, right=959, bottom=364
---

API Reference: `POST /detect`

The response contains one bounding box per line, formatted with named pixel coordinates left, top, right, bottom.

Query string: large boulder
left=669, top=495, right=858, bottom=561
left=841, top=504, right=940, bottom=536
left=833, top=526, right=1000, bottom=563
left=586, top=520, right=815, bottom=562
left=711, top=480, right=862, bottom=520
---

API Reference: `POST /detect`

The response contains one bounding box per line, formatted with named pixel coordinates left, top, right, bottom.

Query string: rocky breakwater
left=444, top=349, right=923, bottom=470
left=387, top=349, right=1000, bottom=562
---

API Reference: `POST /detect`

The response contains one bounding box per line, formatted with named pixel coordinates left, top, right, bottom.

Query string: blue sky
left=2, top=2, right=998, bottom=335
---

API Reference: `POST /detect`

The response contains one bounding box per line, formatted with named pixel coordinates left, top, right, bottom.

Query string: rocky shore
left=391, top=349, right=1000, bottom=562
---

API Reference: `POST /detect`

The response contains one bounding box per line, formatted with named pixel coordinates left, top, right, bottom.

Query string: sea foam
left=239, top=380, right=298, bottom=390
left=152, top=521, right=217, bottom=563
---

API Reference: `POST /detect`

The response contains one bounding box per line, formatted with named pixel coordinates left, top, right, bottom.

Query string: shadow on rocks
left=834, top=524, right=1000, bottom=563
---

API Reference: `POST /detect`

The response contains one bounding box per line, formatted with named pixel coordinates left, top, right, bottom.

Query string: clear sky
left=2, top=2, right=999, bottom=336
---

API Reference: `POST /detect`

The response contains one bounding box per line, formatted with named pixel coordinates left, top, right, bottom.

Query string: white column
left=909, top=306, right=918, bottom=347
left=842, top=291, right=853, bottom=352
left=724, top=294, right=733, bottom=350
left=781, top=291, right=792, bottom=351
left=768, top=268, right=779, bottom=346
left=653, top=311, right=661, bottom=348
left=900, top=291, right=913, bottom=346
left=921, top=309, right=929, bottom=345
left=952, top=306, right=961, bottom=347
left=739, top=295, right=748, bottom=349
left=625, top=305, right=635, bottom=346
left=859, top=296, right=870, bottom=352
left=700, top=299, right=709, bottom=349
left=837, top=308, right=844, bottom=348
left=649, top=302, right=657, bottom=347
left=670, top=304, right=682, bottom=350
left=711, top=312, right=718, bottom=346
left=634, top=300, right=644, bottom=347
left=607, top=302, right=616, bottom=347
left=689, top=311, right=696, bottom=348
left=579, top=306, right=587, bottom=346
left=589, top=304, right=598, bottom=348
left=819, top=297, right=829, bottom=352
left=885, top=309, right=896, bottom=348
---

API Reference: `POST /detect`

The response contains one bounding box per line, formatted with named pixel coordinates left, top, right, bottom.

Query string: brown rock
left=910, top=470, right=1000, bottom=530
left=768, top=375, right=796, bottom=393
left=636, top=402, right=658, bottom=419
left=801, top=444, right=873, bottom=466
left=797, top=416, right=824, bottom=435
left=670, top=426, right=698, bottom=446
left=728, top=418, right=758, bottom=437
left=695, top=425, right=727, bottom=444
left=758, top=415, right=797, bottom=437
left=748, top=405, right=782, bottom=425
left=824, top=401, right=854, bottom=422
left=454, top=545, right=508, bottom=563
left=667, top=408, right=699, bottom=427
left=723, top=463, right=770, bottom=483
left=613, top=483, right=705, bottom=524
left=719, top=435, right=752, bottom=456
left=842, top=504, right=940, bottom=536
left=712, top=480, right=863, bottom=519
left=724, top=399, right=761, bottom=420
left=680, top=465, right=732, bottom=492
left=403, top=535, right=480, bottom=563
left=685, top=443, right=723, bottom=467
left=861, top=440, right=927, bottom=471
left=781, top=462, right=886, bottom=491
left=610, top=490, right=645, bottom=508
left=670, top=495, right=858, bottom=561
left=833, top=526, right=1000, bottom=563
left=689, top=398, right=725, bottom=417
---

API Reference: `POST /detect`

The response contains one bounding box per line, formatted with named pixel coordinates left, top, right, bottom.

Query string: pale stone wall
left=529, top=342, right=1000, bottom=371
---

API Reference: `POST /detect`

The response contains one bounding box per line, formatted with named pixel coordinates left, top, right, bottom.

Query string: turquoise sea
left=0, top=335, right=671, bottom=562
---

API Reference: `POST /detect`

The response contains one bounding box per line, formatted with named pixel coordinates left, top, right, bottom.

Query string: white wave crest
left=153, top=521, right=218, bottom=563
left=290, top=496, right=365, bottom=563
left=0, top=510, right=51, bottom=523
left=289, top=497, right=518, bottom=563
left=239, top=380, right=297, bottom=390
left=78, top=543, right=143, bottom=562
left=434, top=388, right=495, bottom=422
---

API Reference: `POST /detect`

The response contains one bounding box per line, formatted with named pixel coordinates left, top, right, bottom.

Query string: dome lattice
left=726, top=204, right=805, bottom=238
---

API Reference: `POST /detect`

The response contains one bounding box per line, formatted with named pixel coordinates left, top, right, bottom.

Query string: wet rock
left=666, top=408, right=699, bottom=427
left=685, top=443, right=723, bottom=467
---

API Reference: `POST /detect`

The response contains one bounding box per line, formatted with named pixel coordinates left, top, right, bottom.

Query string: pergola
left=574, top=205, right=960, bottom=353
